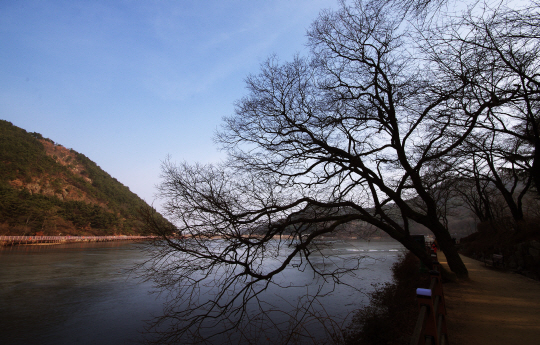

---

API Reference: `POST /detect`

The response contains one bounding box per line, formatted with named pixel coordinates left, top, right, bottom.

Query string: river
left=0, top=240, right=405, bottom=345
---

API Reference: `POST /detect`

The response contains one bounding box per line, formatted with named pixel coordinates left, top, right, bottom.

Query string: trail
left=438, top=252, right=540, bottom=344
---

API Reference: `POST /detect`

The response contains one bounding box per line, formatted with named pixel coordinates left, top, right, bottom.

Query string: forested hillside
left=0, top=120, right=158, bottom=235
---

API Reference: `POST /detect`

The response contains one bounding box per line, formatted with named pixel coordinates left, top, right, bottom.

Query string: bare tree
left=460, top=132, right=533, bottom=222
left=140, top=161, right=371, bottom=344
left=218, top=0, right=482, bottom=277
left=421, top=0, right=540, bottom=190
left=141, top=0, right=540, bottom=343
left=419, top=0, right=540, bottom=232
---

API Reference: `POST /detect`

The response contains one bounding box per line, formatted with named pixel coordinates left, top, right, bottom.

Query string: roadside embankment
left=343, top=252, right=430, bottom=345
left=438, top=252, right=540, bottom=345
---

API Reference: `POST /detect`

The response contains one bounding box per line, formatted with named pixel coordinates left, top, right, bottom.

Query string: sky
left=0, top=0, right=340, bottom=208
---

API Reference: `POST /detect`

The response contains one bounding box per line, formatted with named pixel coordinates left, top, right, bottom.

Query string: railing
left=410, top=251, right=449, bottom=345
left=0, top=235, right=152, bottom=245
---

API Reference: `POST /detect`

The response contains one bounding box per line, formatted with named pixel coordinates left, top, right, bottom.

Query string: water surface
left=0, top=240, right=404, bottom=344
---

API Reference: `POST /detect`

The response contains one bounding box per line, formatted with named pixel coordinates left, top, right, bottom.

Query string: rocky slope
left=0, top=119, right=160, bottom=236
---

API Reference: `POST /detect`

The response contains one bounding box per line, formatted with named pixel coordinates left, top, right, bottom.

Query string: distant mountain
left=0, top=119, right=162, bottom=236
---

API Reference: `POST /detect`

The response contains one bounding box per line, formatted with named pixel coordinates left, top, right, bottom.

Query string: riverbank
left=343, top=252, right=430, bottom=344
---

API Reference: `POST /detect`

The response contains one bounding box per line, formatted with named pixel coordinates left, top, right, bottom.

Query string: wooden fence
left=410, top=251, right=449, bottom=345
left=0, top=235, right=153, bottom=246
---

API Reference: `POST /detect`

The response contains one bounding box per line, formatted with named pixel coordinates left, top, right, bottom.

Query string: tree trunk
left=398, top=235, right=433, bottom=270
left=498, top=187, right=524, bottom=221
left=533, top=142, right=540, bottom=195
left=436, top=233, right=468, bottom=279
left=389, top=221, right=469, bottom=278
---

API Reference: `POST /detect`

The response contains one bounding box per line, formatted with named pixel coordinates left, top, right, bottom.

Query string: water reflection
left=0, top=240, right=404, bottom=345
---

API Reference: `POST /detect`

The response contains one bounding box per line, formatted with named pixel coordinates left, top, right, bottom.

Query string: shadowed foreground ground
left=438, top=252, right=540, bottom=344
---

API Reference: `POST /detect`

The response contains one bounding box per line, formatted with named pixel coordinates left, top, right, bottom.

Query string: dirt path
left=437, top=253, right=540, bottom=345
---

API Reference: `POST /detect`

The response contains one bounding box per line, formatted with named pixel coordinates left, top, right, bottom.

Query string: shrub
left=343, top=252, right=429, bottom=345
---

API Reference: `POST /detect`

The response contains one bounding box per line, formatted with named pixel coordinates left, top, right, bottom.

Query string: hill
left=0, top=119, right=160, bottom=236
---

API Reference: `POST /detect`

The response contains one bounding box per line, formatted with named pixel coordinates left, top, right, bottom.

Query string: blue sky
left=0, top=0, right=338, bottom=207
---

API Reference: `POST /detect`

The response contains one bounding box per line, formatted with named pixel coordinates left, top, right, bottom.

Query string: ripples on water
left=0, top=240, right=404, bottom=345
